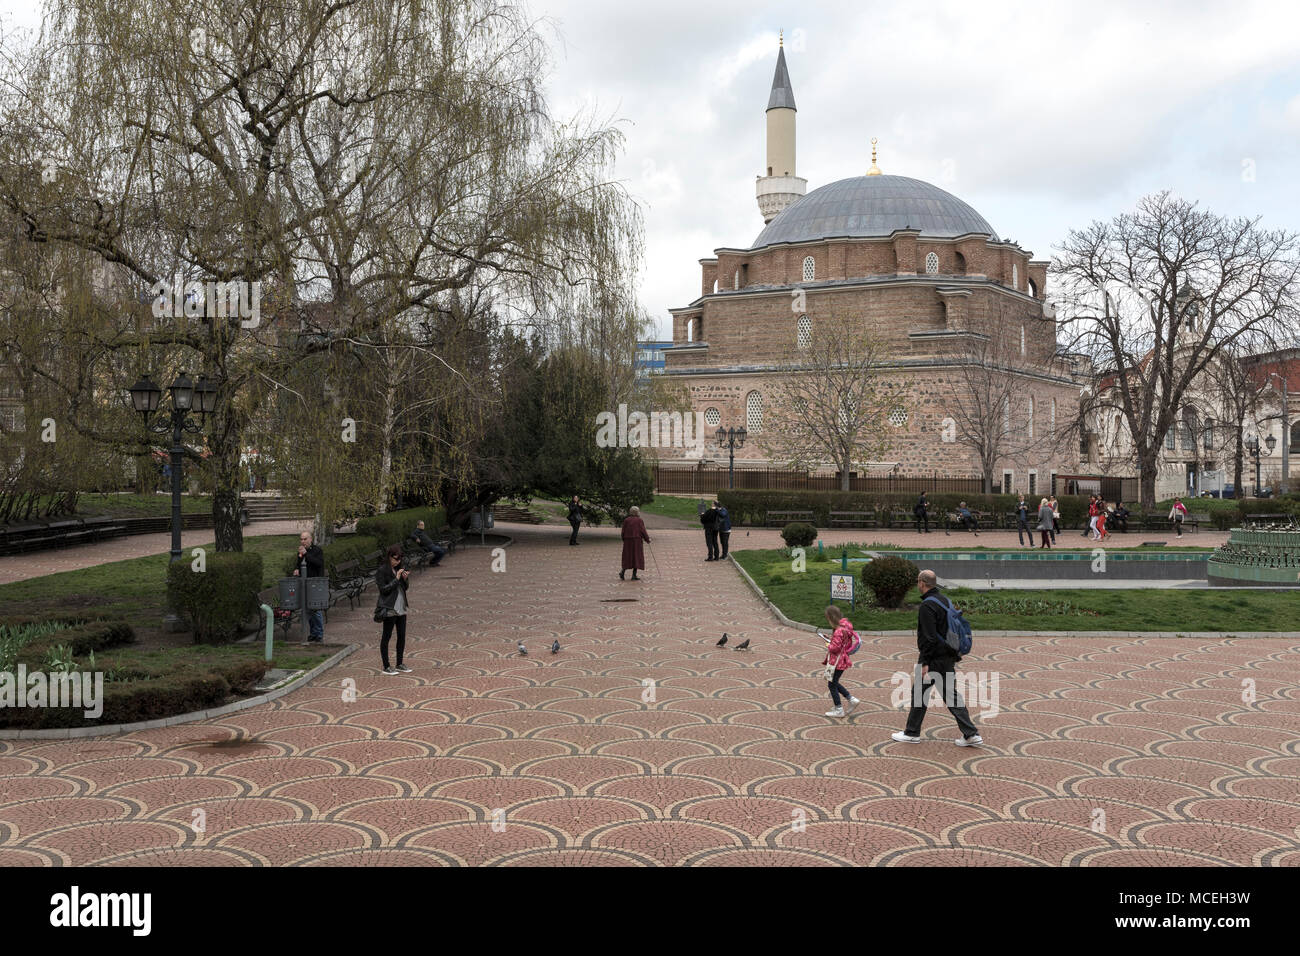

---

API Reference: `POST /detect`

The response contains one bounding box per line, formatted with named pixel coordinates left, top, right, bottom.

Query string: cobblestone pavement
left=0, top=520, right=311, bottom=586
left=0, top=523, right=1294, bottom=867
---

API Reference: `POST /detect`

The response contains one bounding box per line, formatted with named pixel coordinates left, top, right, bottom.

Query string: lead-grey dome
left=752, top=174, right=999, bottom=248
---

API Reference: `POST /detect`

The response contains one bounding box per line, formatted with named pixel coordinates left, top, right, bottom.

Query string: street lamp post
left=1246, top=433, right=1277, bottom=498
left=129, top=371, right=218, bottom=562
left=1269, top=373, right=1290, bottom=494
left=715, top=426, right=747, bottom=490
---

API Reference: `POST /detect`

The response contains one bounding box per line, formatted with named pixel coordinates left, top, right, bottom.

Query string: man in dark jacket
left=891, top=569, right=981, bottom=746
left=714, top=500, right=732, bottom=558
left=293, top=530, right=326, bottom=643
left=567, top=495, right=584, bottom=546
left=701, top=502, right=720, bottom=561
left=914, top=492, right=930, bottom=533
left=412, top=520, right=445, bottom=566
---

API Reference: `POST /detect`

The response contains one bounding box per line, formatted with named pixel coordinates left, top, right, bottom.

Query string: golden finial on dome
left=779, top=29, right=783, bottom=47
left=867, top=137, right=881, bottom=176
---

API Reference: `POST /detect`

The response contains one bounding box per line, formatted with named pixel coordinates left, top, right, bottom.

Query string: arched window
left=1028, top=278, right=1038, bottom=298
left=685, top=318, right=695, bottom=342
left=734, top=269, right=740, bottom=290
left=1203, top=419, right=1215, bottom=451
left=712, top=278, right=718, bottom=294
left=954, top=251, right=966, bottom=274
left=704, top=407, right=721, bottom=427
left=1028, top=396, right=1035, bottom=438
left=796, top=315, right=811, bottom=349
left=1113, top=413, right=1123, bottom=448
left=925, top=252, right=939, bottom=275
left=745, top=390, right=763, bottom=433
left=1050, top=398, right=1057, bottom=434
left=1181, top=406, right=1199, bottom=451
left=1291, top=420, right=1300, bottom=450
left=802, top=256, right=815, bottom=282
left=1020, top=326, right=1025, bottom=356
left=1012, top=264, right=1019, bottom=289
left=1002, top=396, right=1010, bottom=435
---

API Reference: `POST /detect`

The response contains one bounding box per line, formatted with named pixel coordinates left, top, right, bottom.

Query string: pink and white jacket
left=823, top=618, right=859, bottom=671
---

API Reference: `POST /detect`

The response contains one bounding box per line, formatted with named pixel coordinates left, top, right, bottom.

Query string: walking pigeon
left=517, top=642, right=527, bottom=656
left=551, top=639, right=560, bottom=654
left=716, top=633, right=728, bottom=647
left=734, top=639, right=751, bottom=651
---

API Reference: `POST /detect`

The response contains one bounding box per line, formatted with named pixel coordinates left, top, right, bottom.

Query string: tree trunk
left=377, top=375, right=397, bottom=514
left=840, top=455, right=850, bottom=492
left=1138, top=458, right=1158, bottom=511
left=1233, top=431, right=1245, bottom=499
left=210, top=409, right=245, bottom=552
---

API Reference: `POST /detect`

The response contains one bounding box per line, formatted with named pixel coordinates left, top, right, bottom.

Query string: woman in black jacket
left=567, top=495, right=584, bottom=545
left=374, top=544, right=412, bottom=675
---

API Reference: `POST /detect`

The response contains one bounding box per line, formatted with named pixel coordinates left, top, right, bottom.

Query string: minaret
left=756, top=32, right=807, bottom=224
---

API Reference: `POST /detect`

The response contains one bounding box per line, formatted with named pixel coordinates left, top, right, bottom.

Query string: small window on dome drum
left=802, top=256, right=815, bottom=282
left=925, top=252, right=938, bottom=275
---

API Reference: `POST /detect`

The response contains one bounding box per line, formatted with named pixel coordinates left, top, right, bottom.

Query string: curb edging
left=0, top=644, right=359, bottom=741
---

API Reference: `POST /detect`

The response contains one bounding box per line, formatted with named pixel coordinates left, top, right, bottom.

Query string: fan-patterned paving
left=1, top=524, right=1296, bottom=866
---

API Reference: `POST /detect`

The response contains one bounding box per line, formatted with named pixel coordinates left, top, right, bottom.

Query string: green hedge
left=354, top=505, right=447, bottom=551
left=167, top=552, right=263, bottom=644
left=716, top=490, right=1095, bottom=527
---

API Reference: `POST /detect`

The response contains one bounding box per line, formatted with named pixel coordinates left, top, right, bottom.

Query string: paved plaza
left=0, top=523, right=1296, bottom=866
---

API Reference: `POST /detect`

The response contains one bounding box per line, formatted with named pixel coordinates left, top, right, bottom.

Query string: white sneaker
left=382, top=667, right=399, bottom=675
left=955, top=734, right=983, bottom=747
left=891, top=731, right=922, bottom=743
left=825, top=707, right=845, bottom=718
left=844, top=697, right=860, bottom=714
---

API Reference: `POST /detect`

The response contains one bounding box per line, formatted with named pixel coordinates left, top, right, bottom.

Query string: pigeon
left=517, top=642, right=527, bottom=656
left=716, top=633, right=728, bottom=647
left=734, top=639, right=751, bottom=651
left=551, top=639, right=560, bottom=654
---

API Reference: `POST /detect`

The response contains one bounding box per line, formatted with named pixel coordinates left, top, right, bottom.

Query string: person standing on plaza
left=1169, top=496, right=1188, bottom=537
left=1095, top=497, right=1109, bottom=541
left=892, top=570, right=981, bottom=746
left=701, top=500, right=721, bottom=561
left=821, top=606, right=861, bottom=718
left=620, top=506, right=651, bottom=580
left=914, top=492, right=930, bottom=534
left=567, top=495, right=584, bottom=546
left=374, top=544, right=412, bottom=675
left=715, top=499, right=732, bottom=559
left=1036, top=497, right=1055, bottom=549
left=1086, top=494, right=1101, bottom=539
left=1014, top=494, right=1032, bottom=548
left=1048, top=494, right=1060, bottom=544
left=293, top=530, right=326, bottom=643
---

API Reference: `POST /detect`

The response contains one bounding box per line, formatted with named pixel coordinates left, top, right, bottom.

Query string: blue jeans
left=828, top=669, right=853, bottom=707
left=309, top=609, right=324, bottom=640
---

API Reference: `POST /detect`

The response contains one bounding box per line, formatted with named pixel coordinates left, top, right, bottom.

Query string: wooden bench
left=944, top=510, right=988, bottom=533
left=766, top=510, right=814, bottom=527
left=828, top=510, right=878, bottom=528
left=331, top=558, right=367, bottom=609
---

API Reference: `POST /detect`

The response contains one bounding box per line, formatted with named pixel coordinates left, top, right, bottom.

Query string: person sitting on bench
left=1110, top=501, right=1130, bottom=533
left=412, top=520, right=445, bottom=566
left=956, top=501, right=979, bottom=536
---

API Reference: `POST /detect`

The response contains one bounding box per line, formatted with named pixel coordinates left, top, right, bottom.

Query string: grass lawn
left=639, top=494, right=706, bottom=522
left=76, top=492, right=212, bottom=518
left=732, top=547, right=1300, bottom=632
left=0, top=534, right=300, bottom=634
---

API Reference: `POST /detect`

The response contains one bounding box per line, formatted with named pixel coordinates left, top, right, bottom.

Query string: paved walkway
left=0, top=520, right=311, bottom=585
left=1, top=523, right=1295, bottom=866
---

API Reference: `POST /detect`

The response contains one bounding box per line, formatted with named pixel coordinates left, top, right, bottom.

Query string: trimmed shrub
left=167, top=552, right=263, bottom=644
left=781, top=522, right=818, bottom=547
left=862, top=555, right=919, bottom=609
left=354, top=505, right=447, bottom=550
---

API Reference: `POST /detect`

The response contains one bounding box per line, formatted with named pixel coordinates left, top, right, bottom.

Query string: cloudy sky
left=5, top=1, right=1298, bottom=338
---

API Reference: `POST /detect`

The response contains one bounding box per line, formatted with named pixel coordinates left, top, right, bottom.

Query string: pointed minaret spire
left=756, top=35, right=806, bottom=223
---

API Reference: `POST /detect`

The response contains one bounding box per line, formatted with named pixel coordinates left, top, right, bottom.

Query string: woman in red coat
left=620, top=506, right=651, bottom=580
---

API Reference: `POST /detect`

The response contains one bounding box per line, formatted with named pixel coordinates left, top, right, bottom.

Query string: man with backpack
left=701, top=501, right=721, bottom=561
left=891, top=569, right=982, bottom=746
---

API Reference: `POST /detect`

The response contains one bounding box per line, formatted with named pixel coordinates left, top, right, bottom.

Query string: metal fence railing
left=652, top=466, right=987, bottom=496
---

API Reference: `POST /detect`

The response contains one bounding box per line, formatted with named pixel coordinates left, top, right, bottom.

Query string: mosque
left=657, top=38, right=1082, bottom=494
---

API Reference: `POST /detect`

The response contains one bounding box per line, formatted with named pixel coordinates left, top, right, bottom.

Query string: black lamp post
left=1246, top=433, right=1277, bottom=497
left=129, top=370, right=218, bottom=563
left=715, top=426, right=747, bottom=490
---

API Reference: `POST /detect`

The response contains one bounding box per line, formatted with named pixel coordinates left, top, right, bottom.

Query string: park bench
left=944, top=510, right=989, bottom=533
left=889, top=509, right=917, bottom=529
left=331, top=558, right=367, bottom=609
left=766, top=509, right=814, bottom=527
left=257, top=586, right=298, bottom=640
left=1143, top=512, right=1203, bottom=532
left=829, top=510, right=878, bottom=528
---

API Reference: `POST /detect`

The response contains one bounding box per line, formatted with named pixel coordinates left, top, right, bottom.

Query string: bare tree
left=1054, top=191, right=1300, bottom=508
left=946, top=333, right=1063, bottom=493
left=759, top=313, right=892, bottom=490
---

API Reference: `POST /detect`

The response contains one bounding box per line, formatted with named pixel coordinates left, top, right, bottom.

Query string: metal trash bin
left=304, top=577, right=330, bottom=611
left=278, top=577, right=302, bottom=611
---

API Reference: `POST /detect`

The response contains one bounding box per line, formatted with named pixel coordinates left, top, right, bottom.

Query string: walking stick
left=646, top=538, right=661, bottom=576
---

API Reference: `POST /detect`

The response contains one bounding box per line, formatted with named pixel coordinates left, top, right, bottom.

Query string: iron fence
left=652, top=466, right=987, bottom=496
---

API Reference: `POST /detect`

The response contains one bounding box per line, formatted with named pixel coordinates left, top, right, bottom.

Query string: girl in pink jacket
left=822, top=606, right=861, bottom=718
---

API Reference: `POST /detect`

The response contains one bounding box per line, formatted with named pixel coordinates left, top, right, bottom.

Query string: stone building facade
left=656, top=45, right=1081, bottom=493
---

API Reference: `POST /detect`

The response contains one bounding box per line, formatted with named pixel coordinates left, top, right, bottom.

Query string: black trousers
left=718, top=531, right=730, bottom=557
left=904, top=660, right=979, bottom=739
left=705, top=528, right=720, bottom=558
left=568, top=520, right=580, bottom=544
left=380, top=614, right=407, bottom=669
left=1016, top=517, right=1031, bottom=545
left=915, top=513, right=929, bottom=532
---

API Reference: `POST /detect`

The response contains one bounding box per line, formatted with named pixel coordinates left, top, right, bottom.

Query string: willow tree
left=0, top=0, right=642, bottom=549
left=1054, top=192, right=1300, bottom=508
